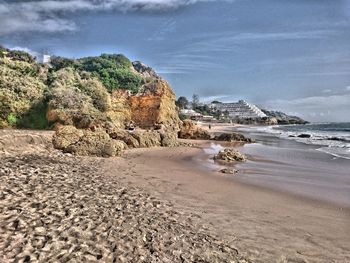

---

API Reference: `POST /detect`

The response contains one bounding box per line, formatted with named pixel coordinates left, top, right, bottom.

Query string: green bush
left=17, top=101, right=49, bottom=129
left=76, top=54, right=142, bottom=92
left=7, top=113, right=17, bottom=126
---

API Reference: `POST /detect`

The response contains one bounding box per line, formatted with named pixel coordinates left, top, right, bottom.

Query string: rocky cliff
left=0, top=47, right=181, bottom=155
left=130, top=79, right=180, bottom=132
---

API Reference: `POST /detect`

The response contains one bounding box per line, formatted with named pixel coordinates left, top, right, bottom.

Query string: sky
left=1, top=0, right=350, bottom=122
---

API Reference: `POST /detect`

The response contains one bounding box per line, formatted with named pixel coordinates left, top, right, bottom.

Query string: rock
left=52, top=125, right=84, bottom=149
left=130, top=79, right=181, bottom=132
left=106, top=90, right=132, bottom=129
left=220, top=168, right=238, bottom=174
left=132, top=61, right=160, bottom=79
left=53, top=125, right=125, bottom=157
left=214, top=149, right=247, bottom=162
left=178, top=120, right=210, bottom=140
left=131, top=130, right=162, bottom=148
left=159, top=131, right=179, bottom=147
left=297, top=133, right=311, bottom=138
left=108, top=129, right=140, bottom=148
left=213, top=132, right=253, bottom=143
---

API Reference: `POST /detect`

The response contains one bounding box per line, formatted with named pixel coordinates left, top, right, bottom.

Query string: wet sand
left=102, top=143, right=350, bottom=263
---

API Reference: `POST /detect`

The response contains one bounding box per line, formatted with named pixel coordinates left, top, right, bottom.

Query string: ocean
left=238, top=123, right=350, bottom=160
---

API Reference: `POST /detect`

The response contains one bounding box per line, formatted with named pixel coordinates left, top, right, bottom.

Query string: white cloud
left=346, top=86, right=350, bottom=91
left=0, top=0, right=227, bottom=35
left=265, top=93, right=350, bottom=122
left=8, top=46, right=40, bottom=58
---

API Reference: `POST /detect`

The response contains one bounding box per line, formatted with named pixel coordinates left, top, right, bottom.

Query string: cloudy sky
left=1, top=0, right=350, bottom=122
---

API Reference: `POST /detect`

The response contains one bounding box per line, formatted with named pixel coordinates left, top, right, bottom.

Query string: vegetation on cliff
left=51, top=54, right=143, bottom=93
left=261, top=109, right=308, bottom=125
left=0, top=56, right=48, bottom=128
left=0, top=47, right=171, bottom=130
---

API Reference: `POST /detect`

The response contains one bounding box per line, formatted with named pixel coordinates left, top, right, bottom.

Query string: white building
left=42, top=54, right=51, bottom=64
left=212, top=100, right=267, bottom=119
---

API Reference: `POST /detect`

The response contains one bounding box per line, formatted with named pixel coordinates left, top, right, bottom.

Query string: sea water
left=238, top=123, right=350, bottom=160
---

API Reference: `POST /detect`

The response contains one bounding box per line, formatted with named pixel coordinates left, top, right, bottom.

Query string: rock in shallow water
left=214, top=148, right=247, bottom=162
left=220, top=168, right=238, bottom=174
left=214, top=132, right=254, bottom=143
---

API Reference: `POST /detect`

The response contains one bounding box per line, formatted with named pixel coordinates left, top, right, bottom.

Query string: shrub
left=76, top=54, right=142, bottom=92
left=7, top=113, right=17, bottom=126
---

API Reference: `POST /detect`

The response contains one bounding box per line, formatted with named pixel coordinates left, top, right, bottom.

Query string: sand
left=1, top=128, right=350, bottom=262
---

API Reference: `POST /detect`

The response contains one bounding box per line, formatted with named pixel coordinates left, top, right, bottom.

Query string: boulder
left=108, top=129, right=140, bottom=148
left=297, top=133, right=311, bottom=138
left=159, top=131, right=179, bottom=147
left=53, top=125, right=126, bottom=157
left=214, top=149, right=247, bottom=162
left=178, top=120, right=210, bottom=140
left=131, top=130, right=162, bottom=148
left=214, top=132, right=253, bottom=143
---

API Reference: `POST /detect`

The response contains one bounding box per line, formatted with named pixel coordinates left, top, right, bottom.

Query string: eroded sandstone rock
left=53, top=125, right=125, bottom=157
left=131, top=130, right=162, bottom=148
left=178, top=120, right=210, bottom=140
left=214, top=149, right=247, bottom=162
left=214, top=132, right=253, bottom=143
left=130, top=79, right=181, bottom=132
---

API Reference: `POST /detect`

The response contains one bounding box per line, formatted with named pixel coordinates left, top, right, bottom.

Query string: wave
left=236, top=124, right=350, bottom=160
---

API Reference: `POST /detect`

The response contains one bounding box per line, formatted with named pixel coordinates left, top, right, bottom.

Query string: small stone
left=220, top=168, right=238, bottom=174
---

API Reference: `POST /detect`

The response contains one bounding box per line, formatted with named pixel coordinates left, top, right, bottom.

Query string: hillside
left=261, top=109, right=308, bottom=125
left=0, top=46, right=179, bottom=130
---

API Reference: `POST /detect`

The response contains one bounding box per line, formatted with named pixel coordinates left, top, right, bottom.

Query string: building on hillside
left=37, top=53, right=51, bottom=64
left=212, top=100, right=267, bottom=119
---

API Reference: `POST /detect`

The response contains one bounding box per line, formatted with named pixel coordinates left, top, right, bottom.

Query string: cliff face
left=130, top=79, right=180, bottom=132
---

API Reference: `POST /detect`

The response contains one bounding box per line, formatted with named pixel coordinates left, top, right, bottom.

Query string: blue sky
left=1, top=0, right=350, bottom=121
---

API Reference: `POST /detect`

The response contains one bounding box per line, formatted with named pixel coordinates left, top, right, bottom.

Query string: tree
left=176, top=96, right=189, bottom=109
left=192, top=94, right=199, bottom=109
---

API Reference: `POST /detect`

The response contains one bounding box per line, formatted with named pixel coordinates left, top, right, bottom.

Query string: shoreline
left=1, top=128, right=350, bottom=262
left=103, top=144, right=350, bottom=262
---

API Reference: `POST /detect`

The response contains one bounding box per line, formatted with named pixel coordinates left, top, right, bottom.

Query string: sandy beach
left=1, top=128, right=350, bottom=262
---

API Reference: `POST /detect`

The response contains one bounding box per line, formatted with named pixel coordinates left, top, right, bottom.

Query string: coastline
left=1, top=128, right=350, bottom=262
left=103, top=143, right=350, bottom=263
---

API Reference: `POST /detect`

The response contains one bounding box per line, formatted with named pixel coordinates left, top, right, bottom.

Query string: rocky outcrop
left=130, top=79, right=181, bottom=132
left=52, top=125, right=126, bottom=157
left=262, top=110, right=308, bottom=125
left=106, top=90, right=132, bottom=129
left=214, top=132, right=254, bottom=143
left=132, top=61, right=160, bottom=79
left=131, top=130, right=162, bottom=148
left=108, top=129, right=140, bottom=148
left=214, top=149, right=247, bottom=162
left=178, top=120, right=210, bottom=140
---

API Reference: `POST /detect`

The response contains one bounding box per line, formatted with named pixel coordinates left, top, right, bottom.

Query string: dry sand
left=0, top=130, right=247, bottom=262
left=1, top=129, right=350, bottom=262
